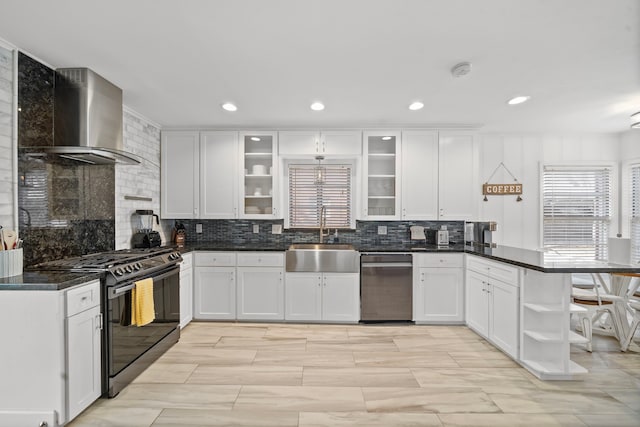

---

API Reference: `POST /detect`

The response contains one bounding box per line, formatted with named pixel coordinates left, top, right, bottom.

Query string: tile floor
left=69, top=322, right=640, bottom=427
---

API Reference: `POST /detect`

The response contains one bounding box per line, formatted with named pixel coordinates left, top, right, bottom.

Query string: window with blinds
left=288, top=164, right=352, bottom=229
left=631, top=164, right=640, bottom=263
left=542, top=165, right=612, bottom=261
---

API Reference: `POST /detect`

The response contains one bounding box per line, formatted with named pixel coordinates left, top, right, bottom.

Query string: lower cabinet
left=236, top=267, right=284, bottom=320
left=179, top=253, right=193, bottom=328
left=194, top=266, right=236, bottom=319
left=0, top=279, right=102, bottom=427
left=66, top=304, right=102, bottom=421
left=285, top=272, right=359, bottom=322
left=413, top=254, right=464, bottom=323
left=193, top=251, right=285, bottom=321
left=465, top=255, right=520, bottom=358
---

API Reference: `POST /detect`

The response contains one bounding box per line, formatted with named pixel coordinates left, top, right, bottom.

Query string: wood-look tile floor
left=69, top=322, right=640, bottom=427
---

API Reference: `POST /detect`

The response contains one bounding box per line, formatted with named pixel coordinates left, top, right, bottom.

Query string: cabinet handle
left=322, top=140, right=326, bottom=153
left=96, top=313, right=103, bottom=331
left=420, top=273, right=424, bottom=282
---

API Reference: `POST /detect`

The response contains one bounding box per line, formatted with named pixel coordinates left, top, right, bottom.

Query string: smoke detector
left=451, top=62, right=472, bottom=78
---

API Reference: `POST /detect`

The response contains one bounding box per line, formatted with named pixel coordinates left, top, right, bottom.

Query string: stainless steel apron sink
left=285, top=244, right=359, bottom=273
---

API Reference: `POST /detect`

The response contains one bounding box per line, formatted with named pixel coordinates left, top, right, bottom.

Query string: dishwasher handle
left=361, top=262, right=413, bottom=268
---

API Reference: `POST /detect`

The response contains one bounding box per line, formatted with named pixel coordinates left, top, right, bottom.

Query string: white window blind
left=631, top=164, right=640, bottom=263
left=288, top=164, right=352, bottom=229
left=542, top=165, right=612, bottom=261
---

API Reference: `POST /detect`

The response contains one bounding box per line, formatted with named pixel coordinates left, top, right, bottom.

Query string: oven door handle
left=108, top=266, right=180, bottom=299
left=110, top=283, right=136, bottom=298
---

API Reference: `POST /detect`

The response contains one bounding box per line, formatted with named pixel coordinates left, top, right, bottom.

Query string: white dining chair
left=621, top=299, right=640, bottom=352
left=571, top=273, right=624, bottom=351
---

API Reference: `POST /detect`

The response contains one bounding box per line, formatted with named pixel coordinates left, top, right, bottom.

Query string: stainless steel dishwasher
left=360, top=253, right=413, bottom=321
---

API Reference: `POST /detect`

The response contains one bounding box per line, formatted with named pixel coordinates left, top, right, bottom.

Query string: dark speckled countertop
left=6, top=242, right=639, bottom=291
left=176, top=242, right=467, bottom=253
left=0, top=271, right=103, bottom=291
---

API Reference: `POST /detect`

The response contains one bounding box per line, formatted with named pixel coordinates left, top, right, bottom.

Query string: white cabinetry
left=285, top=273, right=359, bottom=323
left=161, top=131, right=200, bottom=218
left=278, top=130, right=361, bottom=156
left=179, top=252, right=193, bottom=328
left=194, top=252, right=237, bottom=320
left=413, top=253, right=464, bottom=323
left=236, top=252, right=284, bottom=320
left=66, top=281, right=102, bottom=422
left=240, top=132, right=279, bottom=218
left=520, top=271, right=587, bottom=379
left=0, top=280, right=102, bottom=427
left=438, top=131, right=476, bottom=220
left=362, top=131, right=401, bottom=219
left=200, top=131, right=238, bottom=218
left=161, top=131, right=238, bottom=219
left=465, top=255, right=519, bottom=358
left=401, top=131, right=439, bottom=219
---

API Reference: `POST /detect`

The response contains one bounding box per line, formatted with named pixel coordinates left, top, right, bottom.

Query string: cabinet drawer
left=237, top=252, right=284, bottom=267
left=414, top=253, right=463, bottom=268
left=195, top=252, right=236, bottom=267
left=66, top=280, right=101, bottom=317
left=466, top=255, right=519, bottom=286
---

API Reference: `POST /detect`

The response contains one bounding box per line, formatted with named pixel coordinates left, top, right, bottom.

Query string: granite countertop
left=0, top=271, right=103, bottom=291
left=466, top=244, right=640, bottom=273
left=7, top=242, right=638, bottom=292
left=176, top=242, right=467, bottom=253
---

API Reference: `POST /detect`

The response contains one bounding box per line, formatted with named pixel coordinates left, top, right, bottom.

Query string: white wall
left=477, top=133, right=621, bottom=250
left=115, top=109, right=171, bottom=249
left=0, top=44, right=14, bottom=230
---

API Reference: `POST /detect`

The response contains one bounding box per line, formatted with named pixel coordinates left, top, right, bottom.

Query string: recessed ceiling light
left=507, top=96, right=531, bottom=105
left=408, top=101, right=424, bottom=111
left=250, top=137, right=261, bottom=141
left=310, top=102, right=325, bottom=111
left=382, top=136, right=392, bottom=141
left=632, top=111, right=640, bottom=128
left=221, top=102, right=237, bottom=111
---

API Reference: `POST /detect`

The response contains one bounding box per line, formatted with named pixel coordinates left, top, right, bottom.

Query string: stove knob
left=125, top=265, right=133, bottom=273
left=134, top=263, right=141, bottom=270
left=115, top=268, right=124, bottom=276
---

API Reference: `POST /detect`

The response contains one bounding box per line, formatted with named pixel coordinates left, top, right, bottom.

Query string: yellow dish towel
left=131, top=278, right=155, bottom=326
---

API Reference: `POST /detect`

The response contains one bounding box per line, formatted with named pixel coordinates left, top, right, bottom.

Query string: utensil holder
left=0, top=248, right=23, bottom=278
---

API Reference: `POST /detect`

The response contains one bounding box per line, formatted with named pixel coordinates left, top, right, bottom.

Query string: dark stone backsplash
left=18, top=52, right=54, bottom=148
left=21, top=220, right=115, bottom=266
left=17, top=53, right=116, bottom=267
left=171, top=219, right=464, bottom=248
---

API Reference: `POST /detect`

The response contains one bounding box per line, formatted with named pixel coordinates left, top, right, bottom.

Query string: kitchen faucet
left=319, top=205, right=329, bottom=243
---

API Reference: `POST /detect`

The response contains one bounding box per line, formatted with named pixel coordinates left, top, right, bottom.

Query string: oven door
left=106, top=266, right=180, bottom=378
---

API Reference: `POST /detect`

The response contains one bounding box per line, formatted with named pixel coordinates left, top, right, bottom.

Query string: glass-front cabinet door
left=240, top=132, right=278, bottom=218
left=362, top=131, right=401, bottom=220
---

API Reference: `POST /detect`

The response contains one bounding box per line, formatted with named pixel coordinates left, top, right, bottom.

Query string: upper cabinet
left=161, top=131, right=200, bottom=218
left=279, top=130, right=361, bottom=156
left=161, top=131, right=240, bottom=219
left=200, top=131, right=238, bottom=219
left=438, top=131, right=476, bottom=220
left=240, top=132, right=279, bottom=218
left=362, top=131, right=401, bottom=220
left=398, top=130, right=477, bottom=221
left=401, top=131, right=439, bottom=220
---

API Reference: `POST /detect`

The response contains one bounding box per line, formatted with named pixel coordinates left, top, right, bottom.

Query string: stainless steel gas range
left=33, top=247, right=183, bottom=397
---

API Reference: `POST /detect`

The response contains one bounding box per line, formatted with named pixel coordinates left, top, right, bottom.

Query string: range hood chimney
left=48, top=67, right=140, bottom=165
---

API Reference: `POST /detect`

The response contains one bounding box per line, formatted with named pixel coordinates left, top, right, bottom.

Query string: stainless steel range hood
left=48, top=67, right=140, bottom=165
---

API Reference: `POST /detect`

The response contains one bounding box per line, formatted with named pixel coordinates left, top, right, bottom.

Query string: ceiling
left=1, top=0, right=639, bottom=133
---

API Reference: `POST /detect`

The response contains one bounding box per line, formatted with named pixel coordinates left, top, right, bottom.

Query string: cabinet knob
left=39, top=422, right=48, bottom=427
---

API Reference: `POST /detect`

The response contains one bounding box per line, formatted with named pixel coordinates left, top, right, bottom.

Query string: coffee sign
left=482, top=183, right=523, bottom=195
